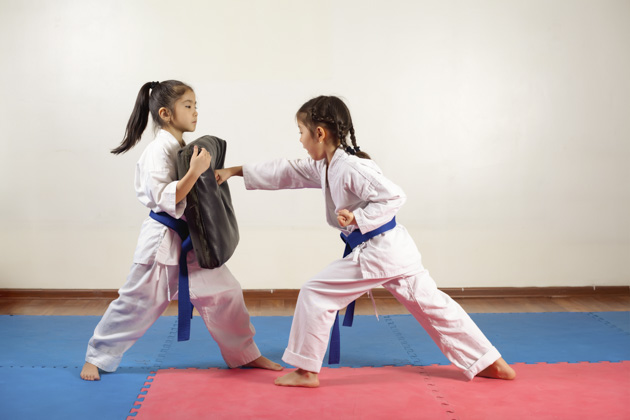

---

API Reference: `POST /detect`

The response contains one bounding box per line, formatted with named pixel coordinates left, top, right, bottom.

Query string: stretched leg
left=276, top=257, right=384, bottom=387
left=82, top=262, right=173, bottom=380
left=188, top=260, right=281, bottom=370
left=383, top=269, right=515, bottom=380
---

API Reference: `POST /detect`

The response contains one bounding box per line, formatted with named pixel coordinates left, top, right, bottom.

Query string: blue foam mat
left=324, top=314, right=421, bottom=367
left=0, top=315, right=177, bottom=368
left=158, top=316, right=292, bottom=368
left=2, top=312, right=629, bottom=369
left=154, top=315, right=419, bottom=368
left=389, top=312, right=630, bottom=364
left=0, top=366, right=151, bottom=420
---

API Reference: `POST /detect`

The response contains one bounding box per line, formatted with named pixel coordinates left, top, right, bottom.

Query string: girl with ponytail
left=216, top=95, right=515, bottom=387
left=81, top=81, right=281, bottom=381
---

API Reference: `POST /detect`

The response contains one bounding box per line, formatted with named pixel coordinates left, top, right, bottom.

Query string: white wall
left=1, top=0, right=628, bottom=290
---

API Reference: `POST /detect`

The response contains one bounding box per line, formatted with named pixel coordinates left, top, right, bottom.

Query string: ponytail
left=111, top=80, right=192, bottom=155
left=111, top=82, right=153, bottom=155
left=297, top=95, right=371, bottom=160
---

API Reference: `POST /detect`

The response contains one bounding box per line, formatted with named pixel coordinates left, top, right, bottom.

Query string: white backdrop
left=1, top=0, right=628, bottom=290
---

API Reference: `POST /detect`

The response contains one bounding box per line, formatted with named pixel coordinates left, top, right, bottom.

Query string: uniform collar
left=329, top=147, right=346, bottom=164
left=328, top=147, right=347, bottom=170
left=156, top=129, right=183, bottom=148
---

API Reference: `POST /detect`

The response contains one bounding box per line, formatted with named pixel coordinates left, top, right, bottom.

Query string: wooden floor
left=1, top=294, right=628, bottom=316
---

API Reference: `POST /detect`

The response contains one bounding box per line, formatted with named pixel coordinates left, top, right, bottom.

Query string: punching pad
left=176, top=135, right=239, bottom=269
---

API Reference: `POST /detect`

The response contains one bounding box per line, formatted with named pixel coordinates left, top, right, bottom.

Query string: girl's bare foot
left=477, top=357, right=516, bottom=380
left=80, top=362, right=100, bottom=381
left=274, top=368, right=319, bottom=388
left=243, top=356, right=283, bottom=371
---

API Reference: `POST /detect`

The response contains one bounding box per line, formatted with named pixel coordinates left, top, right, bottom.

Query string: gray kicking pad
left=177, top=135, right=239, bottom=268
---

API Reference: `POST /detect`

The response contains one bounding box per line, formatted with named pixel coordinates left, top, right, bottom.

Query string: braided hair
left=296, top=96, right=370, bottom=159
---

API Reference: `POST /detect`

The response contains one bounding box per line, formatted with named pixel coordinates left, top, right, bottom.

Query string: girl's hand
left=189, top=145, right=212, bottom=177
left=337, top=209, right=357, bottom=227
left=215, top=168, right=231, bottom=185
left=215, top=166, right=244, bottom=185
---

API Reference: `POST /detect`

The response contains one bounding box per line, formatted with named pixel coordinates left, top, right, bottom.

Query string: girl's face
left=298, top=120, right=326, bottom=161
left=170, top=89, right=198, bottom=134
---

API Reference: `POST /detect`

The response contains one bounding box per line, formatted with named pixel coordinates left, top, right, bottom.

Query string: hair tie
left=149, top=81, right=159, bottom=89
left=345, top=146, right=356, bottom=155
left=354, top=146, right=361, bottom=153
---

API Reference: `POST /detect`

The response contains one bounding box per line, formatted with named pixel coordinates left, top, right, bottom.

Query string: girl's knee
left=294, top=284, right=324, bottom=310
left=298, top=280, right=327, bottom=299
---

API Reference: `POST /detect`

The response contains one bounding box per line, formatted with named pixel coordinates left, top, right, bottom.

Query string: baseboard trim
left=1, top=286, right=628, bottom=300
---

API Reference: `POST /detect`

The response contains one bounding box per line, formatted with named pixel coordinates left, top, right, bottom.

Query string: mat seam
left=385, top=315, right=458, bottom=420
left=127, top=317, right=178, bottom=418
left=587, top=312, right=630, bottom=337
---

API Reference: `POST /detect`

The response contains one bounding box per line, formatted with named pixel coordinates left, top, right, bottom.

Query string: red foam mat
left=130, top=362, right=630, bottom=420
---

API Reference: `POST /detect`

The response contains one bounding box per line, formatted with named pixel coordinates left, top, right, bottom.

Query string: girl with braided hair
left=80, top=80, right=281, bottom=381
left=216, top=95, right=515, bottom=387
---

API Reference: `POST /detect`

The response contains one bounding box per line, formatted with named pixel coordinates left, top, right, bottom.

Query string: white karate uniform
left=244, top=148, right=500, bottom=380
left=85, top=129, right=260, bottom=372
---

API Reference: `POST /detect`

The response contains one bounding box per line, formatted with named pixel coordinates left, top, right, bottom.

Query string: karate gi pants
left=282, top=257, right=500, bottom=380
left=85, top=256, right=260, bottom=372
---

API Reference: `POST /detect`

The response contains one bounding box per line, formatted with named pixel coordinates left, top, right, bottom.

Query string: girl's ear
left=316, top=126, right=327, bottom=143
left=158, top=107, right=171, bottom=124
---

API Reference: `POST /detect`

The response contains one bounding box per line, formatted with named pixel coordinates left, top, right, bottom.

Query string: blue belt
left=328, top=217, right=397, bottom=364
left=149, top=211, right=194, bottom=342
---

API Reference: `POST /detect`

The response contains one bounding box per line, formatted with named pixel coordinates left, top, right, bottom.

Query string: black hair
left=111, top=80, right=193, bottom=154
left=296, top=95, right=370, bottom=159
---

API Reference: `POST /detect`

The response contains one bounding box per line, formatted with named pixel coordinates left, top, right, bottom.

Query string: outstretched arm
left=244, top=158, right=322, bottom=191
left=215, top=166, right=243, bottom=185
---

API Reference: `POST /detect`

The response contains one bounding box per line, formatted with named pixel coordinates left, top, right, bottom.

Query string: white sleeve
left=135, top=145, right=186, bottom=219
left=349, top=169, right=407, bottom=234
left=243, top=158, right=322, bottom=190
left=142, top=170, right=186, bottom=218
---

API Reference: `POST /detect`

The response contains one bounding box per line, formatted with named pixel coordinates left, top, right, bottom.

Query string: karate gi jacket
left=244, top=148, right=423, bottom=279
left=132, top=129, right=186, bottom=266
